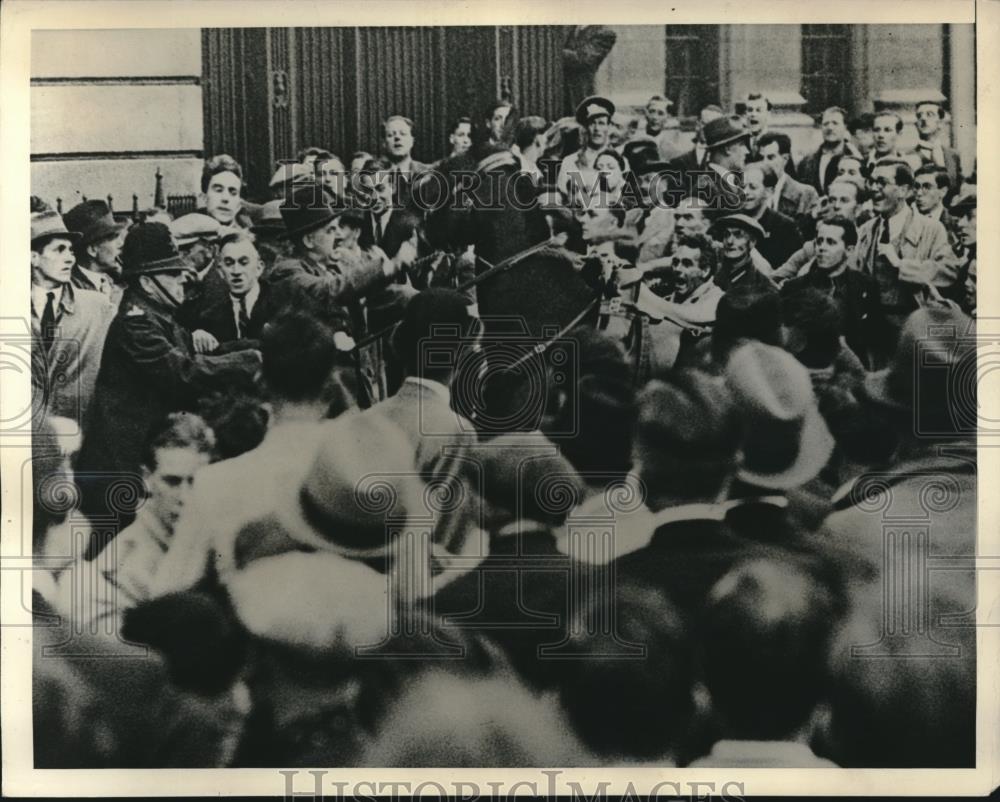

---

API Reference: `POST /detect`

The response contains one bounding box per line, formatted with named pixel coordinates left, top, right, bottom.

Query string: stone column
left=948, top=23, right=976, bottom=176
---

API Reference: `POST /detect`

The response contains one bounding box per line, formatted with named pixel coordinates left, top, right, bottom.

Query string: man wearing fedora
left=30, top=210, right=115, bottom=427
left=710, top=214, right=778, bottom=293
left=666, top=104, right=725, bottom=191
left=64, top=199, right=128, bottom=307
left=696, top=115, right=750, bottom=221
left=722, top=341, right=836, bottom=548
left=556, top=95, right=616, bottom=207
left=75, top=222, right=262, bottom=527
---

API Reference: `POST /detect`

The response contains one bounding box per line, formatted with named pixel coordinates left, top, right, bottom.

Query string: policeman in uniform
left=75, top=223, right=262, bottom=533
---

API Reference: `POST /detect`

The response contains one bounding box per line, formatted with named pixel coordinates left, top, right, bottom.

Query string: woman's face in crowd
left=488, top=106, right=511, bottom=142
left=595, top=154, right=624, bottom=190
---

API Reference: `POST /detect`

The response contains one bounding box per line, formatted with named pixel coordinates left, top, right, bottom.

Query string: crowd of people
left=29, top=86, right=977, bottom=769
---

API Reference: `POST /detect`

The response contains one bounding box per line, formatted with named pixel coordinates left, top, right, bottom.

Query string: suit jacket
left=796, top=141, right=862, bottom=194
left=756, top=207, right=803, bottom=269
left=31, top=283, right=115, bottom=426
left=855, top=206, right=960, bottom=310
left=70, top=265, right=125, bottom=308
left=913, top=140, right=962, bottom=189
left=193, top=283, right=272, bottom=343
left=362, top=207, right=421, bottom=259
left=775, top=175, right=819, bottom=219
left=614, top=514, right=768, bottom=620
left=75, top=288, right=261, bottom=520
left=782, top=261, right=885, bottom=367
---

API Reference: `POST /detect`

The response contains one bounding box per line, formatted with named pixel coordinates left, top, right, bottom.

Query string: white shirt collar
left=32, top=284, right=63, bottom=317
left=231, top=282, right=261, bottom=315
left=78, top=264, right=108, bottom=287
left=405, top=376, right=451, bottom=406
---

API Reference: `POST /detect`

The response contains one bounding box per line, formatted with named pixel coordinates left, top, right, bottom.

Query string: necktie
left=374, top=213, right=384, bottom=244
left=880, top=217, right=892, bottom=245
left=40, top=291, right=57, bottom=353
left=237, top=296, right=250, bottom=339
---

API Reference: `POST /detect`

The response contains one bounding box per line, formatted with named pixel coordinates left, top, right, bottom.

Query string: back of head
left=780, top=287, right=844, bottom=370
left=261, top=310, right=354, bottom=403
left=557, top=584, right=693, bottom=762
left=391, top=288, right=479, bottom=383
left=711, top=285, right=782, bottom=365
left=701, top=559, right=835, bottom=739
left=824, top=581, right=975, bottom=767
left=635, top=370, right=740, bottom=505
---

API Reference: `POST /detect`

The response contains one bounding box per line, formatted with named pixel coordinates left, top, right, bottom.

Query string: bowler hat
left=575, top=95, right=616, bottom=127
left=169, top=213, right=221, bottom=248
left=703, top=116, right=751, bottom=151
left=725, top=341, right=835, bottom=490
left=63, top=199, right=126, bottom=245
left=861, top=306, right=976, bottom=436
left=710, top=213, right=767, bottom=241
left=120, top=222, right=192, bottom=278
left=279, top=187, right=337, bottom=239
left=30, top=210, right=81, bottom=247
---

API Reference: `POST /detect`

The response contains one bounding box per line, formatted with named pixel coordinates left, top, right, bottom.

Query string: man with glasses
left=76, top=223, right=262, bottom=527
left=855, top=160, right=958, bottom=363
left=911, top=165, right=952, bottom=225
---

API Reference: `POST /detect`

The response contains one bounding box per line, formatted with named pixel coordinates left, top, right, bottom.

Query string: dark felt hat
left=120, top=222, right=192, bottom=277
left=622, top=140, right=671, bottom=176
left=279, top=186, right=338, bottom=239
left=63, top=199, right=127, bottom=245
left=703, top=116, right=751, bottom=151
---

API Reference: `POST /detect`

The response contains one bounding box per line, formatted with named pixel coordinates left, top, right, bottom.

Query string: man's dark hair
left=914, top=164, right=951, bottom=191
left=757, top=131, right=791, bottom=155
left=746, top=91, right=773, bottom=110
left=817, top=215, right=858, bottom=247
left=873, top=111, right=904, bottom=133
left=513, top=115, right=549, bottom=151
left=391, top=288, right=479, bottom=384
left=701, top=559, right=836, bottom=740
left=261, top=311, right=352, bottom=402
left=297, top=146, right=334, bottom=163
left=780, top=287, right=844, bottom=369
left=142, top=411, right=215, bottom=470
left=872, top=158, right=915, bottom=187
left=821, top=105, right=848, bottom=123
left=201, top=154, right=244, bottom=194
left=847, top=113, right=876, bottom=135
left=711, top=285, right=782, bottom=364
left=916, top=100, right=947, bottom=119
left=557, top=585, right=694, bottom=761
left=448, top=116, right=472, bottom=136
left=674, top=233, right=719, bottom=277
left=485, top=98, right=512, bottom=119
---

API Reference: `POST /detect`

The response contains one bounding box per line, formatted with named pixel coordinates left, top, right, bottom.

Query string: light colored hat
left=711, top=213, right=768, bottom=241
left=725, top=341, right=835, bottom=490
left=269, top=161, right=317, bottom=191
left=31, top=210, right=81, bottom=246
left=169, top=213, right=221, bottom=247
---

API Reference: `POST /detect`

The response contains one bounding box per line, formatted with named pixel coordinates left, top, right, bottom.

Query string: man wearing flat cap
left=30, top=210, right=115, bottom=427
left=170, top=212, right=229, bottom=340
left=64, top=199, right=128, bottom=307
left=557, top=95, right=617, bottom=206
left=76, top=222, right=262, bottom=528
left=710, top=214, right=778, bottom=294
